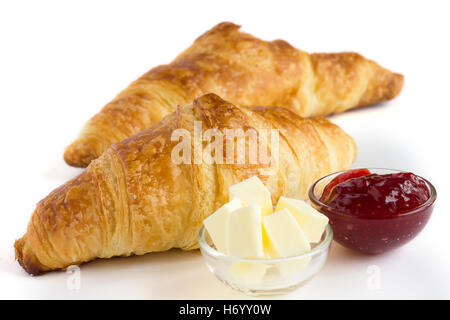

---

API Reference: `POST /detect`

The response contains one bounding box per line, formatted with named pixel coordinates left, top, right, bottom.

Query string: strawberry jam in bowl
left=309, top=168, right=436, bottom=254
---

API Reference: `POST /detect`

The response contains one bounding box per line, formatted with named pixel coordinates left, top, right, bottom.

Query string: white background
left=0, top=0, right=449, bottom=299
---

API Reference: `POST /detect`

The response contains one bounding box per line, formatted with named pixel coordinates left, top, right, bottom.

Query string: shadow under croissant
left=17, top=248, right=202, bottom=276
left=85, top=249, right=201, bottom=270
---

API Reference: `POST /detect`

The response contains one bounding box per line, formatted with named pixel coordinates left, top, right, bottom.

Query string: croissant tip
left=64, top=143, right=95, bottom=168
left=214, top=21, right=241, bottom=30
left=14, top=238, right=47, bottom=276
left=392, top=72, right=405, bottom=98
left=14, top=238, right=24, bottom=262
left=199, top=22, right=242, bottom=40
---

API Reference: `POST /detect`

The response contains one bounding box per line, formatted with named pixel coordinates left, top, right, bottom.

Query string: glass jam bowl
left=198, top=224, right=332, bottom=296
left=308, top=168, right=436, bottom=254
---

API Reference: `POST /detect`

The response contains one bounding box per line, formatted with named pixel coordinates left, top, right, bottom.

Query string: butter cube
left=262, top=208, right=311, bottom=257
left=226, top=204, right=264, bottom=258
left=203, top=198, right=242, bottom=253
left=229, top=176, right=273, bottom=216
left=275, top=197, right=328, bottom=243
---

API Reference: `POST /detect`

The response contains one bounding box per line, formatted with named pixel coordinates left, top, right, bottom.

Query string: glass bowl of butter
left=198, top=176, right=333, bottom=296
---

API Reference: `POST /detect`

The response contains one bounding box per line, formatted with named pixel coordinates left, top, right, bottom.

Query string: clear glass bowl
left=198, top=224, right=332, bottom=296
left=309, top=168, right=436, bottom=254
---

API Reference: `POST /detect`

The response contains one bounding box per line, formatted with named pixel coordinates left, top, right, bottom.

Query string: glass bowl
left=309, top=168, right=436, bottom=254
left=198, top=224, right=332, bottom=296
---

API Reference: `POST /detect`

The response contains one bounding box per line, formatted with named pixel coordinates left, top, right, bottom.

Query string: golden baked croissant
left=16, top=93, right=357, bottom=275
left=64, top=22, right=401, bottom=167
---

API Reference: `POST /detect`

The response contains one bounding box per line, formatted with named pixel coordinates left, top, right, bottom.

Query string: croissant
left=64, top=22, right=401, bottom=168
left=16, top=93, right=357, bottom=275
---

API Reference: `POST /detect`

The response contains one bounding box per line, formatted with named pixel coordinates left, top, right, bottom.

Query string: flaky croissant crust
left=16, top=93, right=356, bottom=275
left=64, top=22, right=401, bottom=167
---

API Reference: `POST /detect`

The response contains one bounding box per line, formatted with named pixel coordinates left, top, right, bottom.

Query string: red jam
left=320, top=171, right=430, bottom=218
left=312, top=169, right=435, bottom=254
